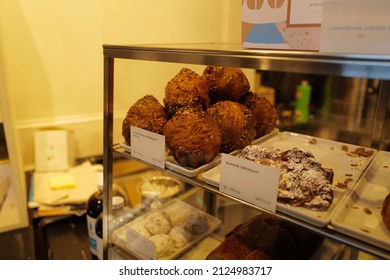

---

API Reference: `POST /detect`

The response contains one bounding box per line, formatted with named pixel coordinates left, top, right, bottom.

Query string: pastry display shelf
left=103, top=43, right=390, bottom=260
left=113, top=144, right=390, bottom=260
left=103, top=43, right=390, bottom=80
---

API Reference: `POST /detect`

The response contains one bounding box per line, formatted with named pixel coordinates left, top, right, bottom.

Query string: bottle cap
left=301, top=80, right=309, bottom=86
left=112, top=196, right=125, bottom=210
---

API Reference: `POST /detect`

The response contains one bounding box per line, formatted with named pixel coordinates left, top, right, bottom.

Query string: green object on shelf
left=294, top=80, right=312, bottom=123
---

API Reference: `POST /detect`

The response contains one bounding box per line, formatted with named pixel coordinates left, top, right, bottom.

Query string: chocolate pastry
left=164, top=68, right=210, bottom=117
left=206, top=213, right=323, bottom=260
left=239, top=92, right=278, bottom=137
left=203, top=66, right=250, bottom=103
left=122, top=95, right=168, bottom=145
left=164, top=108, right=221, bottom=168
left=207, top=100, right=256, bottom=153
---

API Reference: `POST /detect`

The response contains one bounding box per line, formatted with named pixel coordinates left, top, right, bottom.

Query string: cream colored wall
left=0, top=0, right=248, bottom=170
left=0, top=0, right=104, bottom=169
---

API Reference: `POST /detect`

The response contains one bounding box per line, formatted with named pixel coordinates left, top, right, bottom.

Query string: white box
left=34, top=130, right=75, bottom=171
left=320, top=0, right=390, bottom=55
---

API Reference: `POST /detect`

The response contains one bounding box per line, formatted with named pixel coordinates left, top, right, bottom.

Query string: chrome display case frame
left=103, top=43, right=390, bottom=260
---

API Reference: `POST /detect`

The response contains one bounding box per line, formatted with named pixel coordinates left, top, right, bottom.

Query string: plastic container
left=86, top=172, right=103, bottom=259
left=109, top=196, right=134, bottom=232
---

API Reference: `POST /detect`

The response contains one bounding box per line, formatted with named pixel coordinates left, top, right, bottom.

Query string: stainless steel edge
left=103, top=55, right=114, bottom=260
left=103, top=43, right=390, bottom=80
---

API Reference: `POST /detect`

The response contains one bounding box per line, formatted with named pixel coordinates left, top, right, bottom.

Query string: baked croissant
left=238, top=146, right=334, bottom=211
left=239, top=92, right=278, bottom=138
left=164, top=68, right=210, bottom=118
left=207, top=101, right=256, bottom=153
left=164, top=108, right=221, bottom=168
left=122, top=95, right=168, bottom=145
left=202, top=66, right=250, bottom=103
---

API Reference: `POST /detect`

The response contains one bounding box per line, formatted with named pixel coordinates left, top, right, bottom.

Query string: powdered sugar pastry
left=239, top=146, right=334, bottom=211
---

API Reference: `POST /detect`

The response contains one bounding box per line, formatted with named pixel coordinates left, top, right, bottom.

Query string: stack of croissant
left=122, top=66, right=278, bottom=168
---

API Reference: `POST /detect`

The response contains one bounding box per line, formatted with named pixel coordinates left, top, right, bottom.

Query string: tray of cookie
left=111, top=199, right=221, bottom=260
left=202, top=131, right=376, bottom=227
left=330, top=151, right=390, bottom=251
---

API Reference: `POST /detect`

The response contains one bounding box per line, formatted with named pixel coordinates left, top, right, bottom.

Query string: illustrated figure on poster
left=242, top=0, right=289, bottom=48
left=242, top=0, right=321, bottom=50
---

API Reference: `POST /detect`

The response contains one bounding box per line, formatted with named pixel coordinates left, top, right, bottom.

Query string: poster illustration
left=242, top=0, right=322, bottom=50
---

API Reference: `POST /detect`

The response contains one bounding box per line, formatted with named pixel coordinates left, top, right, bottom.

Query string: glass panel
left=258, top=70, right=380, bottom=147
left=0, top=124, right=9, bottom=160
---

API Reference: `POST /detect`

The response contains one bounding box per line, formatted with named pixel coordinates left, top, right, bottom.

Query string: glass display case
left=103, top=43, right=390, bottom=260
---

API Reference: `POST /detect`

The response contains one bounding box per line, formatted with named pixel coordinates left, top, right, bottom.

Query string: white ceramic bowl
left=137, top=176, right=183, bottom=199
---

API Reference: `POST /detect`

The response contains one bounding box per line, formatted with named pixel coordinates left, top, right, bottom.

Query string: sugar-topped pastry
left=238, top=146, right=334, bottom=211
left=169, top=224, right=194, bottom=248
left=144, top=210, right=172, bottom=235
left=149, top=234, right=174, bottom=258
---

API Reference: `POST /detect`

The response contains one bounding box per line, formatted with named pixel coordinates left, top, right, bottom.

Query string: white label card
left=130, top=126, right=165, bottom=169
left=125, top=225, right=156, bottom=260
left=220, top=153, right=280, bottom=212
left=288, top=0, right=324, bottom=26
left=320, top=0, right=390, bottom=54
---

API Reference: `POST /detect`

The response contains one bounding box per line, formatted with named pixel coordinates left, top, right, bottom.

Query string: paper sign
left=288, top=0, right=323, bottom=27
left=130, top=126, right=165, bottom=169
left=125, top=225, right=156, bottom=260
left=220, top=153, right=280, bottom=212
left=320, top=0, right=390, bottom=54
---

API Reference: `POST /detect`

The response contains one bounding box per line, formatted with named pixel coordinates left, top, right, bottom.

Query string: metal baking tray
left=202, top=131, right=376, bottom=227
left=331, top=151, right=390, bottom=251
left=120, top=128, right=279, bottom=177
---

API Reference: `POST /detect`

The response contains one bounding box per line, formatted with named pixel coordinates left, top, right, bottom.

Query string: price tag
left=130, top=126, right=165, bottom=169
left=125, top=225, right=156, bottom=260
left=220, top=153, right=280, bottom=212
left=288, top=0, right=323, bottom=26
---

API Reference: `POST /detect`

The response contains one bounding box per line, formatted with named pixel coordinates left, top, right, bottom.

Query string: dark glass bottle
left=95, top=213, right=103, bottom=260
left=86, top=173, right=103, bottom=259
